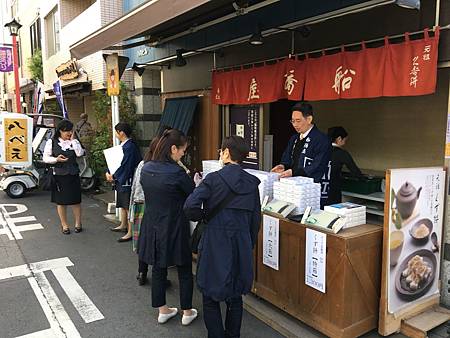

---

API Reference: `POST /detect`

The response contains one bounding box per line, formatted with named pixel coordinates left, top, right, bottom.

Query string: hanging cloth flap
left=159, top=96, right=199, bottom=135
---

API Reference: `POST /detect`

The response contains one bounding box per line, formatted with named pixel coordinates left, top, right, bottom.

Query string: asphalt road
left=0, top=189, right=284, bottom=338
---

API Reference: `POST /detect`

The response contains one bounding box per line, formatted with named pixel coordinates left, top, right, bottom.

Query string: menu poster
left=387, top=168, right=445, bottom=314
left=305, top=228, right=326, bottom=293
left=262, top=215, right=279, bottom=270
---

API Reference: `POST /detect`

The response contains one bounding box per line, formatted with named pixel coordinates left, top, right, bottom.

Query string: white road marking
left=24, top=272, right=81, bottom=338
left=52, top=267, right=104, bottom=323
left=0, top=257, right=104, bottom=337
left=0, top=204, right=43, bottom=240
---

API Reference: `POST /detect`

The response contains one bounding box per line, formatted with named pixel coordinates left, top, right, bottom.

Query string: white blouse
left=43, top=138, right=85, bottom=164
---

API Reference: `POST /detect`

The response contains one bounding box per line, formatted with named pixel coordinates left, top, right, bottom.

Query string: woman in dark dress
left=43, top=120, right=84, bottom=234
left=138, top=129, right=197, bottom=325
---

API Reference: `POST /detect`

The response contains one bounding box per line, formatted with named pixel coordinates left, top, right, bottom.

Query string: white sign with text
left=305, top=228, right=326, bottom=293
left=263, top=215, right=279, bottom=270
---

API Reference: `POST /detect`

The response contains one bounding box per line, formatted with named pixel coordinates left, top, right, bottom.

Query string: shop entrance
left=268, top=100, right=296, bottom=168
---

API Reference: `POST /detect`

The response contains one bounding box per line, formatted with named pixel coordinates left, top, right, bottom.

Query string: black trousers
left=152, top=264, right=193, bottom=310
left=203, top=295, right=243, bottom=338
left=138, top=260, right=148, bottom=274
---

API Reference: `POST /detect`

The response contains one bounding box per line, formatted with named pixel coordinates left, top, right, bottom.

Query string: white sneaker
left=182, top=308, right=198, bottom=326
left=158, top=307, right=178, bottom=324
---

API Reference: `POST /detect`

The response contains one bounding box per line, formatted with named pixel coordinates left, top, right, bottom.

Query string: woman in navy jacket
left=138, top=129, right=197, bottom=325
left=106, top=122, right=142, bottom=242
left=184, top=136, right=261, bottom=338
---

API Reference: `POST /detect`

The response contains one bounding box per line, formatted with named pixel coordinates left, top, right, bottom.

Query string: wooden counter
left=253, top=217, right=383, bottom=338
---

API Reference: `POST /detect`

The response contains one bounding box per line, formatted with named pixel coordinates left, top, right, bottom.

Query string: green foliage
left=90, top=81, right=137, bottom=178
left=27, top=49, right=43, bottom=82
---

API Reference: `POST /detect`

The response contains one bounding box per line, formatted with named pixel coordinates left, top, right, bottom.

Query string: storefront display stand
left=400, top=305, right=450, bottom=338
left=378, top=169, right=448, bottom=337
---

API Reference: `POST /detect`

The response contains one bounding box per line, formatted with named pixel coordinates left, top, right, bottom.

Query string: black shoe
left=136, top=273, right=147, bottom=286
left=74, top=225, right=82, bottom=233
left=117, top=236, right=132, bottom=243
left=62, top=227, right=70, bottom=235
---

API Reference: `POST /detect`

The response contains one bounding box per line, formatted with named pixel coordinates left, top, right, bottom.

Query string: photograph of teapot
left=394, top=182, right=422, bottom=220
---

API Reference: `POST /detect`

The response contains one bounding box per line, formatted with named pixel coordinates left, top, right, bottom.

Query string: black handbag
left=41, top=166, right=56, bottom=191
left=191, top=189, right=236, bottom=254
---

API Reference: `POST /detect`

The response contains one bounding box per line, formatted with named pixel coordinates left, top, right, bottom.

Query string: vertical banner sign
left=229, top=105, right=260, bottom=169
left=0, top=112, right=33, bottom=168
left=106, top=54, right=120, bottom=96
left=262, top=214, right=279, bottom=270
left=0, top=47, right=13, bottom=72
left=53, top=80, right=68, bottom=119
left=386, top=167, right=445, bottom=314
left=305, top=228, right=326, bottom=293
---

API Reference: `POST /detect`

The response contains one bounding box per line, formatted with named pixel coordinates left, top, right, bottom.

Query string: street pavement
left=0, top=189, right=284, bottom=338
left=0, top=189, right=448, bottom=338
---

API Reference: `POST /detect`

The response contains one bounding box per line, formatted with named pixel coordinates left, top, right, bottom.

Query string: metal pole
left=111, top=95, right=120, bottom=219
left=12, top=35, right=21, bottom=113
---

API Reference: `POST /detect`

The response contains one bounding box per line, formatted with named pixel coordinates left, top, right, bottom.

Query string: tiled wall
left=60, top=0, right=95, bottom=28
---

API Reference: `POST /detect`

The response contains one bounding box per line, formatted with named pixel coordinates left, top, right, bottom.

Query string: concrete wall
left=161, top=53, right=214, bottom=93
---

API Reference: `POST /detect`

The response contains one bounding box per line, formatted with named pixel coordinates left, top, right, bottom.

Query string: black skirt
left=51, top=175, right=82, bottom=205
left=116, top=190, right=131, bottom=209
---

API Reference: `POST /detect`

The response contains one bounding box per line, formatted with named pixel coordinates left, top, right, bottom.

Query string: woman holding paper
left=106, top=122, right=142, bottom=242
left=43, top=119, right=84, bottom=234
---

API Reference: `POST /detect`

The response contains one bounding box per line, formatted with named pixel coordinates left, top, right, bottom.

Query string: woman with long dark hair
left=138, top=128, right=197, bottom=325
left=43, top=119, right=85, bottom=234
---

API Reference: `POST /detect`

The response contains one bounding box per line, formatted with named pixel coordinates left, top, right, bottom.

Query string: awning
left=70, top=0, right=210, bottom=59
left=159, top=96, right=199, bottom=135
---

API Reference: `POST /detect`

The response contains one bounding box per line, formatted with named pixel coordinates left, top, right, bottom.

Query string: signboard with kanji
left=305, top=228, right=326, bottom=293
left=379, top=167, right=446, bottom=335
left=0, top=112, right=33, bottom=168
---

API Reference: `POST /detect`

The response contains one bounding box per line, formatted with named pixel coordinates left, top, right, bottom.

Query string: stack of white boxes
left=324, top=202, right=366, bottom=228
left=202, top=160, right=222, bottom=177
left=273, top=177, right=321, bottom=215
left=244, top=169, right=279, bottom=203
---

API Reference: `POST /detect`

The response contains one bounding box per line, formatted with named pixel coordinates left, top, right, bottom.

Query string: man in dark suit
left=271, top=102, right=332, bottom=207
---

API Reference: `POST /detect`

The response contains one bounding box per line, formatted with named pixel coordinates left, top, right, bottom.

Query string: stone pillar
left=133, top=68, right=162, bottom=153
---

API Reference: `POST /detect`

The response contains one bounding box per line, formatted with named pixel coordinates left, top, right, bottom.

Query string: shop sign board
left=386, top=168, right=444, bottom=314
left=305, top=228, right=326, bottom=293
left=262, top=214, right=279, bottom=270
left=229, top=105, right=260, bottom=169
left=55, top=59, right=79, bottom=81
left=0, top=112, right=33, bottom=168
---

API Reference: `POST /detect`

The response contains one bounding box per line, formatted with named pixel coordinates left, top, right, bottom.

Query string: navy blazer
left=280, top=125, right=332, bottom=204
left=113, top=139, right=142, bottom=192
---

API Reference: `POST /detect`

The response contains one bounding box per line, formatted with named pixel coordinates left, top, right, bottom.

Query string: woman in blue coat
left=184, top=136, right=261, bottom=338
left=138, top=129, right=197, bottom=325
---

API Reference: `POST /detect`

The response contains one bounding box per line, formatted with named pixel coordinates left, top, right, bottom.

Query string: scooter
left=0, top=113, right=96, bottom=198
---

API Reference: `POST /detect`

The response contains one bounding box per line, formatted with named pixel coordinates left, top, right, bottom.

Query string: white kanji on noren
left=284, top=69, right=298, bottom=95
left=247, top=77, right=260, bottom=101
left=332, top=66, right=356, bottom=95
